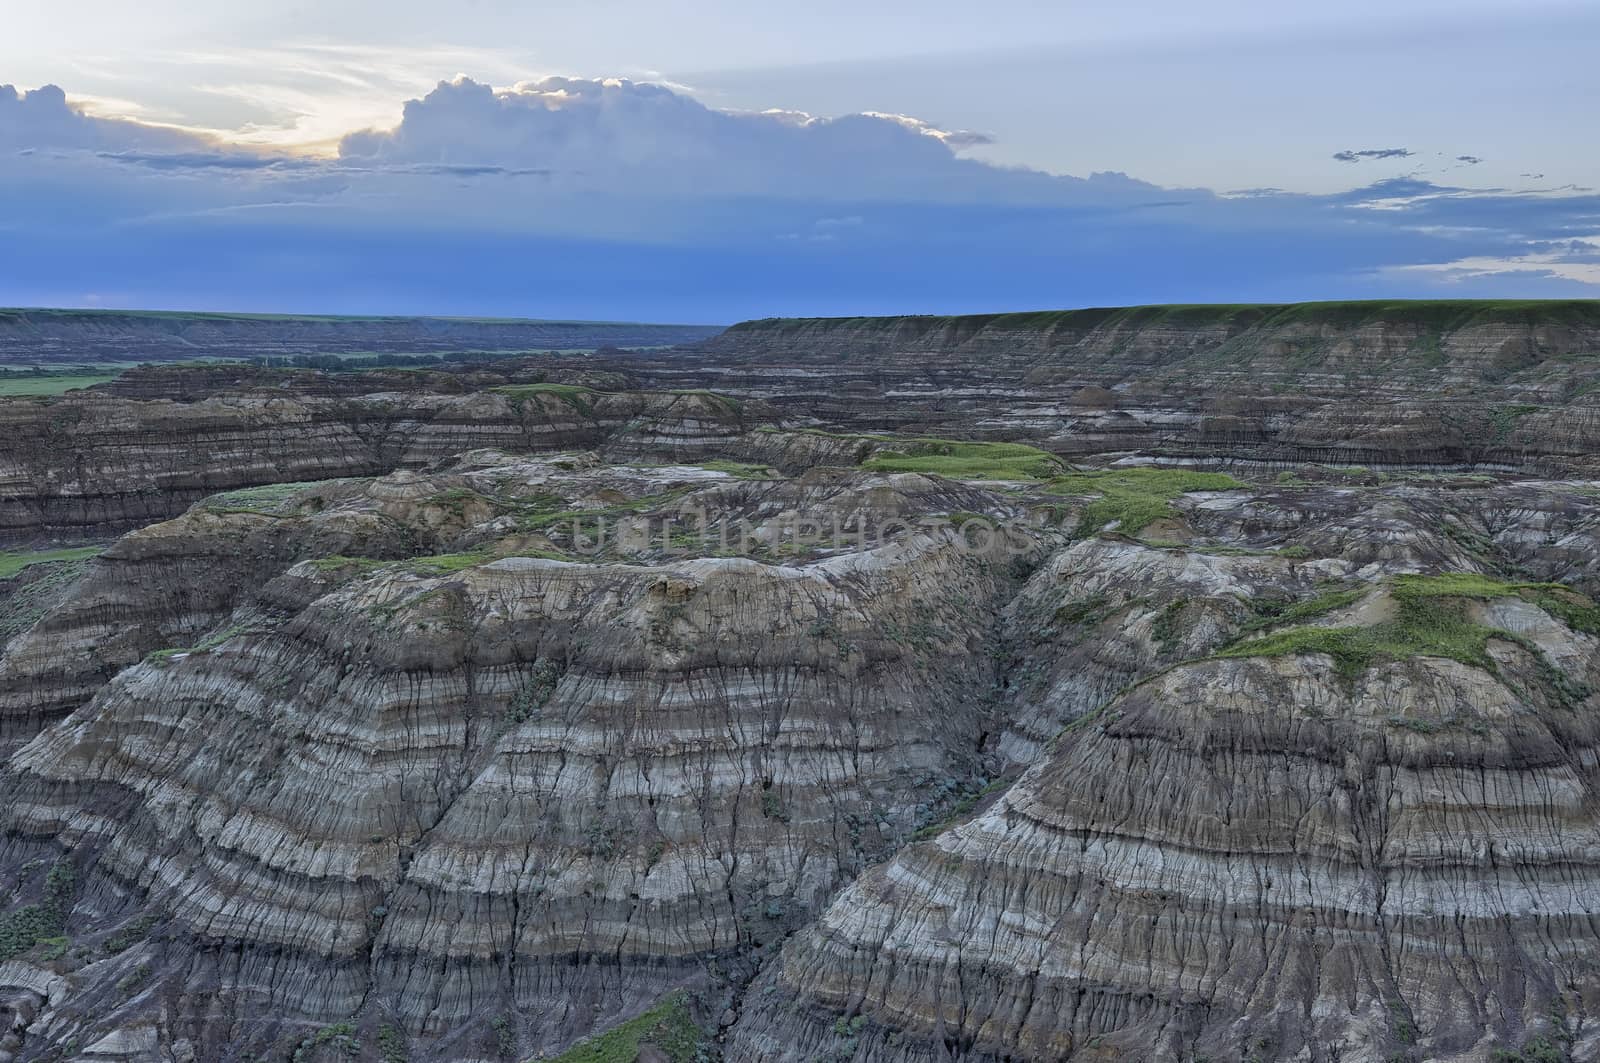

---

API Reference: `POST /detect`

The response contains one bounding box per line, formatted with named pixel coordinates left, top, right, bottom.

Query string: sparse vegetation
left=543, top=993, right=705, bottom=1063
left=1217, top=572, right=1597, bottom=683
left=667, top=388, right=743, bottom=412
left=504, top=660, right=562, bottom=726
left=116, top=962, right=152, bottom=995
left=492, top=382, right=598, bottom=414
left=492, top=1015, right=515, bottom=1059
left=1054, top=594, right=1112, bottom=629
left=0, top=371, right=121, bottom=396
left=0, top=547, right=102, bottom=641
left=861, top=438, right=1064, bottom=480
left=201, top=480, right=324, bottom=515
left=406, top=551, right=492, bottom=574
left=0, top=860, right=76, bottom=961
left=912, top=776, right=1012, bottom=841
left=377, top=1024, right=408, bottom=1063
left=426, top=486, right=491, bottom=517
left=1490, top=404, right=1541, bottom=441
left=698, top=459, right=776, bottom=478
left=1238, top=587, right=1364, bottom=635
left=0, top=546, right=103, bottom=580
left=1046, top=468, right=1246, bottom=536
left=290, top=1022, right=360, bottom=1060
left=1491, top=1035, right=1570, bottom=1062
left=1151, top=597, right=1190, bottom=652
left=102, top=912, right=161, bottom=954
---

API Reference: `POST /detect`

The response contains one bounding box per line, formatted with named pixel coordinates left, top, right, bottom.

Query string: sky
left=1, top=0, right=1597, bottom=321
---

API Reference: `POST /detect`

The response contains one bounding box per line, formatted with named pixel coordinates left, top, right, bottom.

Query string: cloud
left=858, top=111, right=995, bottom=149
left=1, top=76, right=1597, bottom=317
left=1, top=83, right=208, bottom=154
left=1333, top=147, right=1415, bottom=162
left=334, top=76, right=1066, bottom=204
left=1456, top=155, right=1484, bottom=164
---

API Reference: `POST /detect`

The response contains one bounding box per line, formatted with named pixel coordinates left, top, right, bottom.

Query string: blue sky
left=1, top=0, right=1596, bottom=321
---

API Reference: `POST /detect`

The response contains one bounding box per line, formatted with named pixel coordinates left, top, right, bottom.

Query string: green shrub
left=103, top=912, right=160, bottom=954
left=546, top=994, right=705, bottom=1063
left=0, top=860, right=76, bottom=961
left=377, top=1024, right=408, bottom=1063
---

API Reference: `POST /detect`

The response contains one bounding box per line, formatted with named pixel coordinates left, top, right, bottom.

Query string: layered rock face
left=732, top=638, right=1600, bottom=1063
left=722, top=480, right=1600, bottom=1063
left=612, top=301, right=1600, bottom=476
left=0, top=385, right=771, bottom=542
left=9, top=299, right=1600, bottom=543
left=0, top=451, right=1038, bottom=1061
left=0, top=303, right=1599, bottom=1063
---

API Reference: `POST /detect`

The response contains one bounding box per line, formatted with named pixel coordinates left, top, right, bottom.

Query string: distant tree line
left=241, top=348, right=627, bottom=371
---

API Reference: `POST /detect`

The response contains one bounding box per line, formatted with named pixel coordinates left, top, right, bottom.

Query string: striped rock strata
left=0, top=460, right=1035, bottom=1061
left=729, top=584, right=1600, bottom=1063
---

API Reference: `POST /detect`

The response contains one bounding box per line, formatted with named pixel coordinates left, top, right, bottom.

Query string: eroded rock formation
left=0, top=301, right=1598, bottom=1063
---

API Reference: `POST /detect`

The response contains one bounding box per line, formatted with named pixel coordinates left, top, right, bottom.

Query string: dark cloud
left=1456, top=155, right=1484, bottom=165
left=1333, top=148, right=1415, bottom=162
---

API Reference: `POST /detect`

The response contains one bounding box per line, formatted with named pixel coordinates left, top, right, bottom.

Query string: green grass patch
left=1239, top=588, right=1365, bottom=635
left=666, top=388, right=743, bottom=411
left=0, top=546, right=102, bottom=580
left=426, top=487, right=494, bottom=517
left=1217, top=572, right=1597, bottom=683
left=512, top=487, right=693, bottom=533
left=200, top=480, right=326, bottom=516
left=0, top=371, right=121, bottom=396
left=1392, top=572, right=1534, bottom=600
left=492, top=383, right=597, bottom=414
left=861, top=438, right=1064, bottom=480
left=406, top=551, right=491, bottom=575
left=544, top=993, right=705, bottom=1063
left=697, top=459, right=776, bottom=478
left=1390, top=573, right=1600, bottom=638
left=1531, top=589, right=1600, bottom=637
left=1046, top=468, right=1246, bottom=536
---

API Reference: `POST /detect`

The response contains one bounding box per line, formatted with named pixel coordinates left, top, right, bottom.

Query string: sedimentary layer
left=616, top=300, right=1600, bottom=475
left=0, top=307, right=1598, bottom=1062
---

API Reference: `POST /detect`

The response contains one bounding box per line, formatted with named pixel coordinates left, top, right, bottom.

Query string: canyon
left=0, top=300, right=1598, bottom=1063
